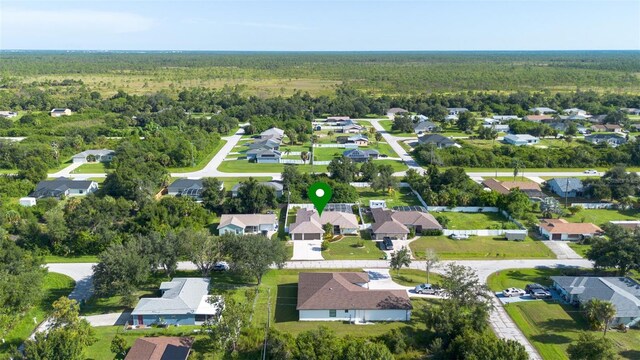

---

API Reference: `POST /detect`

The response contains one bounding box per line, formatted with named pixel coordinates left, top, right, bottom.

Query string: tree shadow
left=530, top=333, right=573, bottom=344
left=620, top=350, right=640, bottom=360
left=274, top=283, right=298, bottom=323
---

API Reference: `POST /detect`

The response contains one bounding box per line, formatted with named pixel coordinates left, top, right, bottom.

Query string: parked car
left=525, top=283, right=549, bottom=294
left=381, top=237, right=394, bottom=250
left=584, top=169, right=598, bottom=175
left=449, top=234, right=469, bottom=240
left=213, top=261, right=229, bottom=271
left=502, top=287, right=526, bottom=297
left=414, top=283, right=440, bottom=295
left=531, top=288, right=552, bottom=299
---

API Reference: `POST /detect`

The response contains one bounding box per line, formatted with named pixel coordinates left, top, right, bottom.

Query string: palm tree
left=389, top=246, right=412, bottom=275
left=424, top=248, right=439, bottom=284
left=327, top=130, right=334, bottom=141
left=584, top=299, right=617, bottom=336
left=368, top=126, right=376, bottom=137
left=300, top=151, right=309, bottom=165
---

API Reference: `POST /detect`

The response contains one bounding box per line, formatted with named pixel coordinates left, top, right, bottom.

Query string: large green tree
left=92, top=239, right=151, bottom=300
left=328, top=156, right=358, bottom=183
left=587, top=225, right=640, bottom=275
left=222, top=234, right=287, bottom=284
left=567, top=332, right=617, bottom=360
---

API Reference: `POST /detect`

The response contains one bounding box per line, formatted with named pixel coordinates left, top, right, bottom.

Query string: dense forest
left=1, top=51, right=639, bottom=95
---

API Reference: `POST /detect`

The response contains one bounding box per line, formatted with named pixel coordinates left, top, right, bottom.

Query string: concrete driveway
left=291, top=240, right=324, bottom=260
left=543, top=240, right=582, bottom=259
left=81, top=312, right=131, bottom=326
left=364, top=269, right=409, bottom=290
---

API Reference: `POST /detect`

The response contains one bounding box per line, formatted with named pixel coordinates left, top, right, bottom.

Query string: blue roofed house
left=547, top=178, right=586, bottom=198
left=130, top=278, right=223, bottom=327
left=414, top=120, right=438, bottom=134
left=31, top=177, right=98, bottom=199
left=343, top=148, right=379, bottom=162
left=248, top=148, right=281, bottom=163
left=503, top=134, right=540, bottom=146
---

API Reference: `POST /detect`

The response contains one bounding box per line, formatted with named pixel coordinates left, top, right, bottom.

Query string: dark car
left=525, top=283, right=549, bottom=294
left=381, top=237, right=394, bottom=250
left=531, top=288, right=552, bottom=299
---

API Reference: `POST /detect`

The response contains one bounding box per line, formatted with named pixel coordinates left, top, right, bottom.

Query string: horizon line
left=2, top=49, right=640, bottom=53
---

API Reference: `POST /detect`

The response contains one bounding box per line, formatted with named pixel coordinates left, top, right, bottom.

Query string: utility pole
left=565, top=177, right=569, bottom=208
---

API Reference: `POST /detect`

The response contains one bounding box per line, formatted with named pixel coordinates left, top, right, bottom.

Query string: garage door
left=293, top=234, right=303, bottom=240
left=305, top=233, right=321, bottom=240
left=552, top=234, right=562, bottom=240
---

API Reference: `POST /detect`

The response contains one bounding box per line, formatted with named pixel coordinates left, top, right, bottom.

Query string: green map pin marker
left=308, top=182, right=332, bottom=216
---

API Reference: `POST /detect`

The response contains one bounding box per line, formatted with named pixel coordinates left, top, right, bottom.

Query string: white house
left=0, top=111, right=18, bottom=118
left=297, top=272, right=412, bottom=322
left=31, top=178, right=98, bottom=199
left=503, top=134, right=540, bottom=146
left=538, top=219, right=602, bottom=241
left=447, top=107, right=468, bottom=116
left=19, top=197, right=37, bottom=207
left=72, top=149, right=115, bottom=164
left=50, top=108, right=72, bottom=117
left=217, top=214, right=278, bottom=236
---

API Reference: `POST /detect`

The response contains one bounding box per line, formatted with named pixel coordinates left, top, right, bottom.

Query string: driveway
left=47, top=262, right=95, bottom=301
left=81, top=312, right=131, bottom=326
left=542, top=240, right=583, bottom=259
left=291, top=240, right=324, bottom=260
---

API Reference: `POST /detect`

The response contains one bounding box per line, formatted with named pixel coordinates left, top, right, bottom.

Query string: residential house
left=410, top=114, right=429, bottom=122
left=71, top=149, right=115, bottom=164
left=538, top=219, right=602, bottom=241
left=260, top=127, right=285, bottom=139
left=492, top=115, right=519, bottom=121
left=563, top=114, right=589, bottom=121
left=130, top=278, right=222, bottom=326
left=327, top=116, right=351, bottom=121
left=347, top=134, right=369, bottom=146
left=585, top=134, right=627, bottom=147
left=609, top=220, right=640, bottom=231
left=0, top=111, right=18, bottom=118
left=563, top=108, right=587, bottom=116
left=591, top=124, right=623, bottom=133
left=444, top=114, right=458, bottom=121
left=251, top=148, right=282, bottom=163
left=247, top=137, right=281, bottom=150
left=124, top=337, right=193, bottom=360
left=217, top=214, right=278, bottom=236
left=589, top=114, right=607, bottom=124
left=417, top=134, right=459, bottom=149
left=546, top=178, right=586, bottom=198
left=50, top=108, right=72, bottom=117
left=551, top=276, right=640, bottom=327
left=341, top=123, right=363, bottom=133
left=414, top=120, right=438, bottom=134
left=529, top=107, right=557, bottom=114
left=386, top=108, right=408, bottom=119
left=231, top=181, right=284, bottom=197
left=523, top=115, right=554, bottom=122
left=371, top=208, right=442, bottom=240
left=447, top=107, right=469, bottom=116
left=31, top=177, right=98, bottom=199
left=621, top=108, right=640, bottom=115
left=167, top=178, right=210, bottom=200
left=503, top=134, right=540, bottom=146
left=297, top=272, right=412, bottom=322
left=343, top=148, right=379, bottom=162
left=482, top=122, right=510, bottom=132
left=482, top=179, right=545, bottom=200
left=289, top=208, right=359, bottom=240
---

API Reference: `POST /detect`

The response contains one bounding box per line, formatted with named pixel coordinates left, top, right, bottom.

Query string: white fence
left=280, top=159, right=305, bottom=164
left=349, top=182, right=411, bottom=188
left=444, top=229, right=509, bottom=236
left=570, top=203, right=614, bottom=209
left=313, top=144, right=359, bottom=148
left=312, top=160, right=331, bottom=165
left=427, top=206, right=500, bottom=213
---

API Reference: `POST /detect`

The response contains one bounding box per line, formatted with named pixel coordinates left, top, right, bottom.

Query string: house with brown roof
left=371, top=208, right=442, bottom=240
left=125, top=337, right=193, bottom=360
left=217, top=214, right=277, bottom=236
left=538, top=219, right=603, bottom=241
left=591, top=124, right=623, bottom=133
left=289, top=208, right=359, bottom=240
left=482, top=179, right=546, bottom=200
left=297, top=272, right=412, bottom=322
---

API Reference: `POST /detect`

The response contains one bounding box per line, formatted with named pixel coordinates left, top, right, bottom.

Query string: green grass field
left=433, top=211, right=512, bottom=230
left=217, top=161, right=327, bottom=173
left=410, top=236, right=555, bottom=260
left=71, top=162, right=111, bottom=174
left=378, top=120, right=417, bottom=137
left=504, top=302, right=640, bottom=360
left=374, top=159, right=409, bottom=172
left=390, top=269, right=443, bottom=287
left=45, top=255, right=99, bottom=263
left=563, top=208, right=639, bottom=227
left=486, top=268, right=588, bottom=292
left=0, top=273, right=75, bottom=356
left=568, top=243, right=590, bottom=257
left=222, top=177, right=273, bottom=192
left=322, top=237, right=385, bottom=260
left=356, top=187, right=422, bottom=208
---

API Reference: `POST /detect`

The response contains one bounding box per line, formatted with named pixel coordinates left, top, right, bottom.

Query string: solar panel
left=324, top=203, right=353, bottom=214
left=392, top=206, right=427, bottom=212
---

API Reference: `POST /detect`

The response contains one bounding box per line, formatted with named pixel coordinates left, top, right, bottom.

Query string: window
left=344, top=310, right=349, bottom=313
left=329, top=310, right=336, bottom=317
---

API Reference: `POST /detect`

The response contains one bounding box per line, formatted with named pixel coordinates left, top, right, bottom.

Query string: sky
left=1, top=0, right=639, bottom=51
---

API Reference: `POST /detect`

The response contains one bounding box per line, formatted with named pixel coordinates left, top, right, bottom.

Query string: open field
left=378, top=120, right=417, bottom=137
left=563, top=208, right=640, bottom=226
left=0, top=273, right=75, bottom=356
left=71, top=162, right=111, bottom=174
left=357, top=187, right=423, bottom=208
left=390, top=269, right=443, bottom=287
left=322, top=237, right=385, bottom=260
left=217, top=161, right=327, bottom=173
left=433, top=211, right=512, bottom=230
left=410, top=236, right=555, bottom=259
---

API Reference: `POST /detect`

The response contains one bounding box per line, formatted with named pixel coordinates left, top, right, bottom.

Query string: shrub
left=321, top=240, right=329, bottom=251
left=422, top=229, right=443, bottom=236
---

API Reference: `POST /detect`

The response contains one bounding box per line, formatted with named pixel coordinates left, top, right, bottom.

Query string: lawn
left=168, top=139, right=227, bottom=173
left=71, top=162, right=111, bottom=174
left=432, top=211, right=513, bottom=230
left=563, top=208, right=640, bottom=227
left=0, top=272, right=75, bottom=356
left=45, top=255, right=99, bottom=263
left=378, top=120, right=416, bottom=137
left=217, top=161, right=327, bottom=173
left=568, top=243, right=591, bottom=257
left=410, top=236, right=555, bottom=260
left=486, top=268, right=590, bottom=292
left=390, top=268, right=443, bottom=287
left=374, top=159, right=409, bottom=172
left=321, top=236, right=385, bottom=260
left=505, top=301, right=640, bottom=360
left=357, top=187, right=422, bottom=208
left=312, top=142, right=398, bottom=161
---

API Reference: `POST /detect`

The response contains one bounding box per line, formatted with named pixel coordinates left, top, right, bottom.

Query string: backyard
left=432, top=211, right=514, bottom=230
left=357, top=187, right=423, bottom=208
left=321, top=236, right=385, bottom=260
left=563, top=208, right=640, bottom=227
left=409, top=236, right=555, bottom=259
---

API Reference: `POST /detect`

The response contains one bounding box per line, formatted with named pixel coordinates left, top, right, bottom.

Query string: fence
left=570, top=203, right=614, bottom=209
left=444, top=229, right=508, bottom=236
left=312, top=144, right=359, bottom=148
left=312, top=160, right=331, bottom=165
left=427, top=206, right=500, bottom=213
left=280, top=159, right=305, bottom=164
left=349, top=182, right=411, bottom=187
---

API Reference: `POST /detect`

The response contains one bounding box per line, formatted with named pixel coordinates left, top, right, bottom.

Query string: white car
left=503, top=287, right=526, bottom=297
left=584, top=169, right=598, bottom=175
left=449, top=234, right=469, bottom=240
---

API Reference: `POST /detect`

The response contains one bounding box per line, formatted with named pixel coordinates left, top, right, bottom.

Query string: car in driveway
left=525, top=283, right=549, bottom=293
left=531, top=288, right=552, bottom=299
left=414, top=283, right=440, bottom=295
left=584, top=169, right=598, bottom=175
left=213, top=261, right=229, bottom=271
left=381, top=237, right=394, bottom=250
left=449, top=233, right=469, bottom=240
left=502, top=287, right=526, bottom=297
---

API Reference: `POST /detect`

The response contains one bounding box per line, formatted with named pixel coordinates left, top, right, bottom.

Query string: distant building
left=347, top=134, right=369, bottom=146
left=72, top=149, right=115, bottom=164
left=621, top=108, right=640, bottom=115
left=563, top=108, right=587, bottom=116
left=167, top=178, right=210, bottom=200
left=414, top=120, right=438, bottom=134
left=529, top=107, right=557, bottom=114
left=386, top=108, right=408, bottom=119
left=50, top=108, right=72, bottom=117
left=609, top=220, right=640, bottom=231
left=503, top=134, right=540, bottom=146
left=31, top=177, right=98, bottom=199
left=0, top=111, right=18, bottom=118
left=523, top=115, right=554, bottom=122
left=19, top=197, right=37, bottom=207
left=591, top=124, right=623, bottom=133
left=447, top=108, right=469, bottom=116
left=492, top=115, right=519, bottom=121
left=585, top=134, right=627, bottom=147
left=546, top=178, right=586, bottom=198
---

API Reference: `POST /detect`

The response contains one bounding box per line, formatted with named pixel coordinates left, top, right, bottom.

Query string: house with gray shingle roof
left=371, top=208, right=442, bottom=240
left=130, top=278, right=222, bottom=326
left=417, top=134, right=459, bottom=149
left=552, top=276, right=640, bottom=327
left=289, top=208, right=359, bottom=240
left=585, top=134, right=627, bottom=147
left=31, top=177, right=98, bottom=199
left=529, top=107, right=557, bottom=114
left=343, top=148, right=379, bottom=162
left=217, top=214, right=277, bottom=236
left=447, top=108, right=468, bottom=115
left=546, top=178, right=586, bottom=198
left=72, top=149, right=115, bottom=164
left=414, top=120, right=438, bottom=134
left=297, top=272, right=412, bottom=322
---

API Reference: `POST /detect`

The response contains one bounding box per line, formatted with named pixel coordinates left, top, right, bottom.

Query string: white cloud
left=1, top=8, right=154, bottom=35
